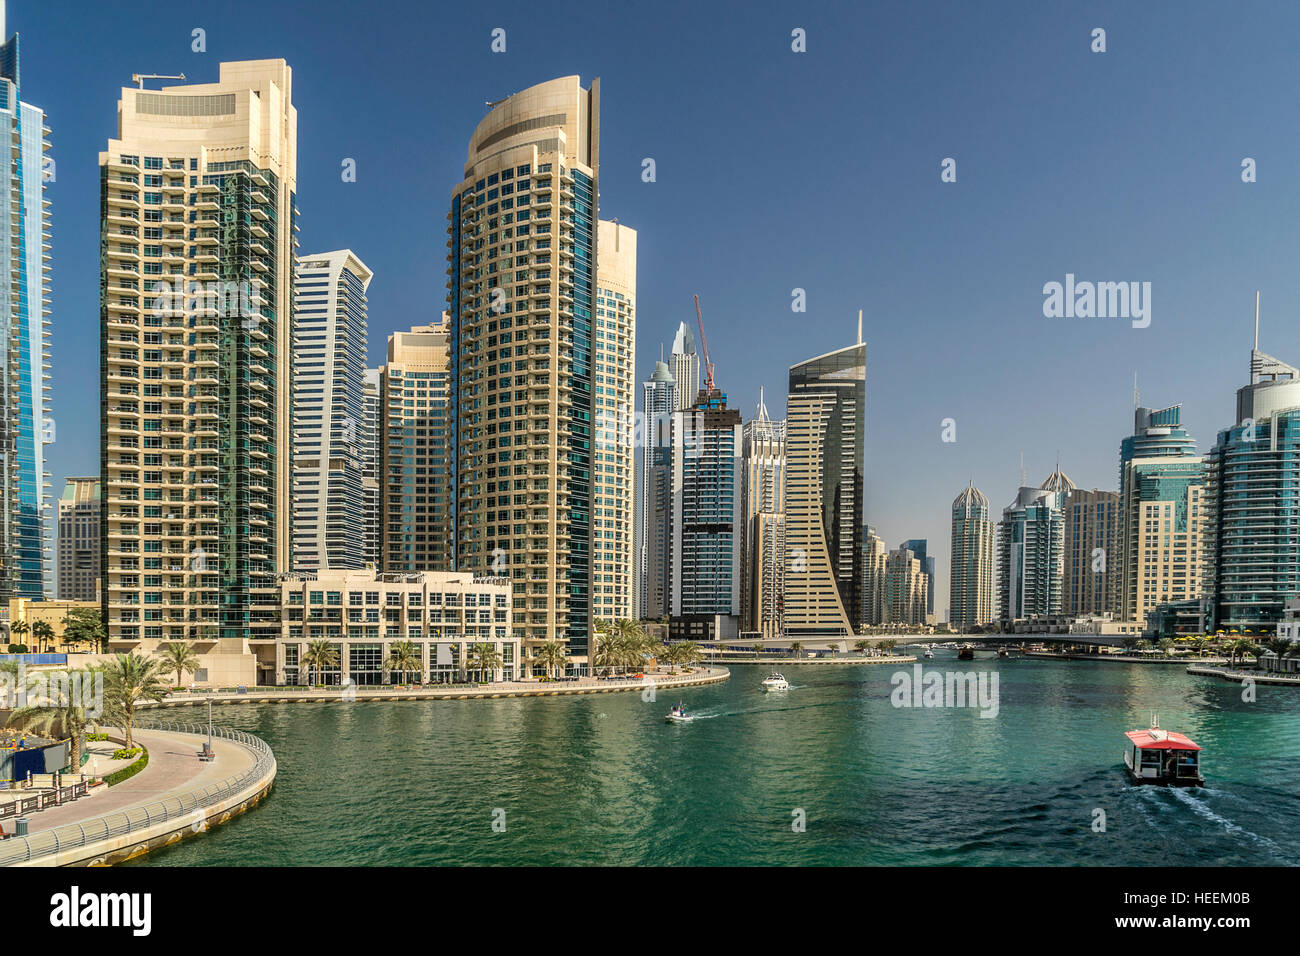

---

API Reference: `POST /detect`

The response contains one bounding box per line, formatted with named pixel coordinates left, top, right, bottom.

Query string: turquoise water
left=131, top=653, right=1300, bottom=866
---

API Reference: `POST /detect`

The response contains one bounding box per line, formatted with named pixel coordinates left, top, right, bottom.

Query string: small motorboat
left=1123, top=716, right=1204, bottom=786
left=665, top=703, right=692, bottom=723
left=957, top=644, right=975, bottom=661
left=997, top=647, right=1009, bottom=658
left=761, top=672, right=790, bottom=691
left=923, top=647, right=934, bottom=659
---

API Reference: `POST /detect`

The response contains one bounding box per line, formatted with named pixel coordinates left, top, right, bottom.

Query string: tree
left=62, top=608, right=107, bottom=653
left=789, top=641, right=804, bottom=658
left=752, top=643, right=764, bottom=659
left=156, top=641, right=200, bottom=689
left=31, top=620, right=54, bottom=652
left=854, top=640, right=870, bottom=655
left=9, top=620, right=28, bottom=647
left=467, top=642, right=503, bottom=683
left=673, top=642, right=702, bottom=671
left=1158, top=637, right=1176, bottom=657
left=879, top=638, right=898, bottom=654
left=532, top=640, right=568, bottom=680
left=100, top=653, right=168, bottom=748
left=300, top=639, right=339, bottom=686
left=384, top=641, right=423, bottom=685
left=6, top=669, right=98, bottom=772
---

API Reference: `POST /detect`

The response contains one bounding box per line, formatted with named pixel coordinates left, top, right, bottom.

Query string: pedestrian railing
left=0, top=721, right=274, bottom=866
left=0, top=782, right=89, bottom=820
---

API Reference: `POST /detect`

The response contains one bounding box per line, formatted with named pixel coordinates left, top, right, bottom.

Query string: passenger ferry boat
left=1123, top=717, right=1204, bottom=786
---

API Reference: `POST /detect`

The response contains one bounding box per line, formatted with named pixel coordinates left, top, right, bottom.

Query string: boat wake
left=1156, top=787, right=1288, bottom=858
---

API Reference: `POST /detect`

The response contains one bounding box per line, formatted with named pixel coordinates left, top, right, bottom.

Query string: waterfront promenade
left=705, top=655, right=916, bottom=666
left=141, top=666, right=730, bottom=709
left=0, top=724, right=275, bottom=867
left=1187, top=664, right=1300, bottom=687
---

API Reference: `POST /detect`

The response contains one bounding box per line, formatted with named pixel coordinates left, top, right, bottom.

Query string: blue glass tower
left=0, top=5, right=50, bottom=600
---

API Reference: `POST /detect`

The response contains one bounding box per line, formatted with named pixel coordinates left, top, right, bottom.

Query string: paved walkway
left=1187, top=664, right=1300, bottom=687
left=13, top=729, right=254, bottom=835
left=141, top=666, right=730, bottom=708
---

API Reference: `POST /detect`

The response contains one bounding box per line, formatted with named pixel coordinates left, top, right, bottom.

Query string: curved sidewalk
left=18, top=729, right=253, bottom=835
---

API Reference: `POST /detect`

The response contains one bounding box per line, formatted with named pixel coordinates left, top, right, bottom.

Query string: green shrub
left=86, top=732, right=109, bottom=742
left=111, top=747, right=142, bottom=761
left=6, top=643, right=27, bottom=653
left=103, top=748, right=148, bottom=786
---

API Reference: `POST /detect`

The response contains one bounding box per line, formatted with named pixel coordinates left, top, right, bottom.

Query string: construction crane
left=132, top=73, right=187, bottom=89
left=693, top=294, right=716, bottom=394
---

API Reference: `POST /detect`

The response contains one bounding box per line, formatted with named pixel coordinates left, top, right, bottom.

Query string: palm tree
left=8, top=619, right=27, bottom=649
left=660, top=642, right=683, bottom=674
left=532, top=640, right=568, bottom=680
left=300, top=639, right=339, bottom=686
left=156, top=641, right=200, bottom=689
left=789, top=641, right=804, bottom=659
left=467, top=642, right=503, bottom=683
left=593, top=637, right=621, bottom=678
left=1158, top=637, right=1176, bottom=657
left=674, top=642, right=702, bottom=671
left=854, top=640, right=870, bottom=656
left=100, top=653, right=168, bottom=748
left=62, top=608, right=107, bottom=653
left=751, top=643, right=764, bottom=659
left=31, top=620, right=55, bottom=653
left=6, top=670, right=98, bottom=772
left=879, top=638, right=898, bottom=654
left=384, top=641, right=423, bottom=685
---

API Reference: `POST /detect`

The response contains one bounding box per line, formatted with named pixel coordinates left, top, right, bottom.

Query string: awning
left=1125, top=729, right=1202, bottom=751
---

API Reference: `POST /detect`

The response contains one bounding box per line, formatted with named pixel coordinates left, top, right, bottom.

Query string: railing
left=0, top=782, right=89, bottom=819
left=0, top=721, right=274, bottom=866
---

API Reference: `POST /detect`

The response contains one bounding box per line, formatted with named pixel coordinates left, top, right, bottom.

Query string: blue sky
left=19, top=0, right=1300, bottom=616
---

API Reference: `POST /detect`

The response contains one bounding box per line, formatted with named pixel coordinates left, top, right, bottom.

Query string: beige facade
left=1121, top=468, right=1206, bottom=626
left=275, top=570, right=517, bottom=685
left=379, top=322, right=453, bottom=573
left=1063, top=488, right=1121, bottom=618
left=448, top=75, right=603, bottom=665
left=884, top=549, right=929, bottom=626
left=740, top=393, right=785, bottom=635
left=99, top=60, right=298, bottom=654
left=7, top=598, right=99, bottom=648
left=860, top=526, right=888, bottom=628
left=592, top=219, right=636, bottom=624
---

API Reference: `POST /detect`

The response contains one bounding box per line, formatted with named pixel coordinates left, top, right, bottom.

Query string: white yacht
left=761, top=672, right=790, bottom=691
left=923, top=646, right=934, bottom=659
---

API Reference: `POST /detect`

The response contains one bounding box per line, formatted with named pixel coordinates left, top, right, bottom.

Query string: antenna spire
left=857, top=309, right=863, bottom=345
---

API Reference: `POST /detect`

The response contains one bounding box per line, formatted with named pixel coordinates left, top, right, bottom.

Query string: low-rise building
left=276, top=570, right=517, bottom=686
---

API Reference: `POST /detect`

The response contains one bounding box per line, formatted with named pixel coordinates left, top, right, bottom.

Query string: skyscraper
left=783, top=329, right=865, bottom=640
left=57, top=477, right=100, bottom=602
left=741, top=390, right=785, bottom=634
left=670, top=388, right=743, bottom=640
left=900, top=538, right=935, bottom=621
left=950, top=483, right=994, bottom=630
left=448, top=76, right=603, bottom=664
left=291, top=250, right=372, bottom=570
left=0, top=3, right=51, bottom=601
left=639, top=359, right=675, bottom=620
left=884, top=547, right=929, bottom=626
left=592, top=219, right=636, bottom=624
left=1203, top=324, right=1300, bottom=632
left=860, top=525, right=888, bottom=628
left=379, top=323, right=452, bottom=573
left=997, top=472, right=1069, bottom=623
left=668, top=321, right=700, bottom=411
left=362, top=368, right=380, bottom=567
left=100, top=61, right=297, bottom=650
left=1062, top=488, right=1120, bottom=617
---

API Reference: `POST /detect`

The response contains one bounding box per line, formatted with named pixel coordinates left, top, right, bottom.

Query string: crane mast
left=693, top=294, right=716, bottom=394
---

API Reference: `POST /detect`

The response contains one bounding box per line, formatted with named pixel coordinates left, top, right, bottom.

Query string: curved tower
left=448, top=76, right=601, bottom=664
left=950, top=482, right=993, bottom=629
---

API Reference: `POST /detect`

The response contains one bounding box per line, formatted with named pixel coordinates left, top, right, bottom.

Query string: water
left=130, top=653, right=1300, bottom=866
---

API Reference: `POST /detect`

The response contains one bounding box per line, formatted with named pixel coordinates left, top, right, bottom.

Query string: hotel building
left=0, top=4, right=51, bottom=601
left=884, top=547, right=929, bottom=627
left=997, top=472, right=1069, bottom=623
left=783, top=332, right=866, bottom=639
left=99, top=60, right=297, bottom=653
left=291, top=250, right=372, bottom=570
left=447, top=75, right=603, bottom=664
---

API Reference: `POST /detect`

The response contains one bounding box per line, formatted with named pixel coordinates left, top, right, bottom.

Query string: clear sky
left=19, top=0, right=1300, bottom=616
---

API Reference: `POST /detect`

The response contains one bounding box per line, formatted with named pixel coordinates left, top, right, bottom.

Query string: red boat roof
left=1125, top=729, right=1201, bottom=751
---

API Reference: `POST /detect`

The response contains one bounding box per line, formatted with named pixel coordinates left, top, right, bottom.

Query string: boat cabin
left=1123, top=727, right=1204, bottom=786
